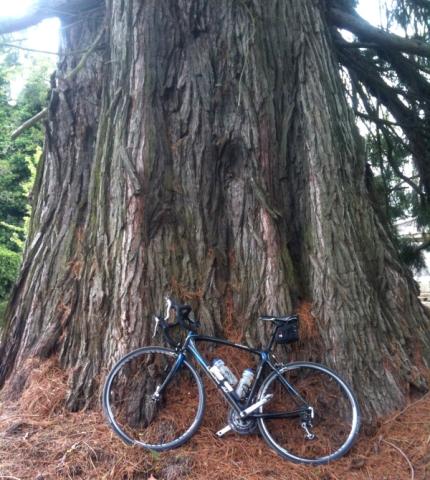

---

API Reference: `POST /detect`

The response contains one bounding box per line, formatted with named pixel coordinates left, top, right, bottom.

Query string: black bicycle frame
left=164, top=331, right=311, bottom=421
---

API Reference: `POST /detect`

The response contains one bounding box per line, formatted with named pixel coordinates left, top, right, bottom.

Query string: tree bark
left=1, top=0, right=430, bottom=420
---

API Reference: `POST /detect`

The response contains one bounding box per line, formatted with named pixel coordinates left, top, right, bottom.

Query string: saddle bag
left=275, top=315, right=299, bottom=344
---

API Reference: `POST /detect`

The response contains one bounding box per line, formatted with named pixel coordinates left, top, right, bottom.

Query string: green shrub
left=0, top=300, right=7, bottom=330
left=0, top=244, right=20, bottom=300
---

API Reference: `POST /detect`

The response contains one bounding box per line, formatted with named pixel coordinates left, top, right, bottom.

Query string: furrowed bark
left=0, top=0, right=429, bottom=421
left=286, top=1, right=430, bottom=415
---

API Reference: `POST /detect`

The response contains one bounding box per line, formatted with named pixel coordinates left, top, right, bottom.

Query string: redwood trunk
left=1, top=0, right=429, bottom=419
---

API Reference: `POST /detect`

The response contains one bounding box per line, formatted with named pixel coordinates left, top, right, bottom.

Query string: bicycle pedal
left=216, top=424, right=232, bottom=437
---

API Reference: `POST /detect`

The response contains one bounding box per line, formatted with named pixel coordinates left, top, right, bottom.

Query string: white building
left=396, top=218, right=430, bottom=297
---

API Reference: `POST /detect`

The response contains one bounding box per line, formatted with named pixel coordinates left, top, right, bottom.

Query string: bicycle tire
left=257, top=361, right=360, bottom=465
left=102, top=346, right=205, bottom=451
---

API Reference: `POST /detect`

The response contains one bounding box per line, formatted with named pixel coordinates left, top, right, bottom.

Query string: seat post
left=266, top=324, right=279, bottom=352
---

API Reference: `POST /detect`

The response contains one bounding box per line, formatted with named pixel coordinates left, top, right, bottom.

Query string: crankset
left=228, top=408, right=257, bottom=435
left=216, top=394, right=273, bottom=438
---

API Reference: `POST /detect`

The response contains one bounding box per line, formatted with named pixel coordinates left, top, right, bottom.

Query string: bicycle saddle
left=258, top=314, right=298, bottom=324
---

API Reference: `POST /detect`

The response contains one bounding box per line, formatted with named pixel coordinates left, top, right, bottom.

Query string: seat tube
left=266, top=327, right=278, bottom=352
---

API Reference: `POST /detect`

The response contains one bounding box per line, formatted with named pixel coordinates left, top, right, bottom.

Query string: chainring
left=228, top=408, right=257, bottom=435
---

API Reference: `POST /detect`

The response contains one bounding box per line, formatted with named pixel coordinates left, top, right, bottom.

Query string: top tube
left=189, top=334, right=263, bottom=355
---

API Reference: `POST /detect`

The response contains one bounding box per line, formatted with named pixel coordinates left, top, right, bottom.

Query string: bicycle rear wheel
left=257, top=362, right=360, bottom=464
left=102, top=346, right=205, bottom=451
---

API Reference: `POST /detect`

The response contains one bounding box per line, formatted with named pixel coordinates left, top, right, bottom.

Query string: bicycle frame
left=158, top=330, right=311, bottom=422
left=104, top=298, right=360, bottom=463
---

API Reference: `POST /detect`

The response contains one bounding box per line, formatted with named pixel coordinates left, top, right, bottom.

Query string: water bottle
left=210, top=358, right=238, bottom=386
left=235, top=368, right=254, bottom=400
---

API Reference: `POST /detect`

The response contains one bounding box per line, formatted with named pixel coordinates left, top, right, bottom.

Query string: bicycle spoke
left=258, top=363, right=360, bottom=464
left=103, top=347, right=205, bottom=450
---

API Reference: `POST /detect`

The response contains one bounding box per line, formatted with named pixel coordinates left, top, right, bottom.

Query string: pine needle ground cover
left=0, top=358, right=429, bottom=480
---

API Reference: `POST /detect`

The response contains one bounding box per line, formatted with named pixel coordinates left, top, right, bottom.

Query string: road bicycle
left=102, top=297, right=360, bottom=465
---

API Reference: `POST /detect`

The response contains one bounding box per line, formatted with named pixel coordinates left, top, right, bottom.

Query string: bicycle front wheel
left=257, top=362, right=360, bottom=465
left=102, top=346, right=205, bottom=451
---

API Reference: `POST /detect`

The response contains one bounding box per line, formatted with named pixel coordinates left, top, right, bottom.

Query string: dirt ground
left=0, top=358, right=429, bottom=480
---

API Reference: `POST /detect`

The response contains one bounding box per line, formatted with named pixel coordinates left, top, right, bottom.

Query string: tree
left=333, top=0, right=430, bottom=269
left=0, top=45, right=49, bottom=307
left=0, top=0, right=429, bottom=421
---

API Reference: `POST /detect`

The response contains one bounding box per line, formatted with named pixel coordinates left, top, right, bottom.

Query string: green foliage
left=397, top=238, right=426, bottom=272
left=0, top=300, right=7, bottom=330
left=367, top=132, right=412, bottom=218
left=0, top=42, right=53, bottom=304
left=0, top=244, right=20, bottom=300
left=366, top=127, right=430, bottom=270
left=339, top=0, right=430, bottom=270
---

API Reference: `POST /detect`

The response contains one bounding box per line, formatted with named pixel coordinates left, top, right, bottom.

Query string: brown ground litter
left=1, top=358, right=430, bottom=479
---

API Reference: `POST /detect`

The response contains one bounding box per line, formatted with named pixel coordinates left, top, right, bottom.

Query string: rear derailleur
left=300, top=407, right=316, bottom=440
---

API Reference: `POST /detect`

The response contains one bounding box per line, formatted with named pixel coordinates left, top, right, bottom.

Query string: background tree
left=0, top=44, right=50, bottom=322
left=0, top=0, right=429, bottom=421
left=333, top=0, right=430, bottom=268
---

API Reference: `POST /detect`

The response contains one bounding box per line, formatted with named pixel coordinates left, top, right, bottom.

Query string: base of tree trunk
left=0, top=0, right=429, bottom=422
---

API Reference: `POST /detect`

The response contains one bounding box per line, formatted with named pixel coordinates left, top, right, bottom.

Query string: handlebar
left=153, top=296, right=200, bottom=346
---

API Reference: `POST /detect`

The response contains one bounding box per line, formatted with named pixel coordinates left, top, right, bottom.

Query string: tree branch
left=337, top=41, right=380, bottom=50
left=63, top=25, right=105, bottom=81
left=348, top=72, right=425, bottom=199
left=354, top=111, right=413, bottom=128
left=330, top=7, right=430, bottom=57
left=338, top=45, right=430, bottom=198
left=0, top=42, right=59, bottom=55
left=381, top=127, right=423, bottom=198
left=11, top=108, right=48, bottom=140
left=377, top=49, right=430, bottom=100
left=0, top=0, right=102, bottom=35
left=0, top=41, right=101, bottom=56
left=413, top=237, right=430, bottom=254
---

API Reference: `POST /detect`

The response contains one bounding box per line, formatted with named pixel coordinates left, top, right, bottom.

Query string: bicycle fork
left=151, top=353, right=185, bottom=402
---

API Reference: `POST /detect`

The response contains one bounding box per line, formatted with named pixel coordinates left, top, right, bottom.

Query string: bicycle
left=102, top=297, right=361, bottom=465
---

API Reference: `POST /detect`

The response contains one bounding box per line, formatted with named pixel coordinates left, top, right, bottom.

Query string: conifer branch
left=11, top=108, right=48, bottom=140
left=0, top=0, right=102, bottom=35
left=330, top=7, right=430, bottom=57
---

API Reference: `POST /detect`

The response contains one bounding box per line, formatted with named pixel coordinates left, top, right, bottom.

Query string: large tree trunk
left=1, top=0, right=430, bottom=419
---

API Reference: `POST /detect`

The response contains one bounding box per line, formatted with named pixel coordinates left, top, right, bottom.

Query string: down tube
left=186, top=338, right=242, bottom=413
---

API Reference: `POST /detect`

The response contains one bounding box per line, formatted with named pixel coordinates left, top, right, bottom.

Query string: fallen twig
left=381, top=438, right=415, bottom=480
left=383, top=392, right=430, bottom=425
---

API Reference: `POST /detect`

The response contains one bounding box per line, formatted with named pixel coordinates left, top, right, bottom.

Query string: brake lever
left=152, top=316, right=160, bottom=338
left=164, top=296, right=173, bottom=321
